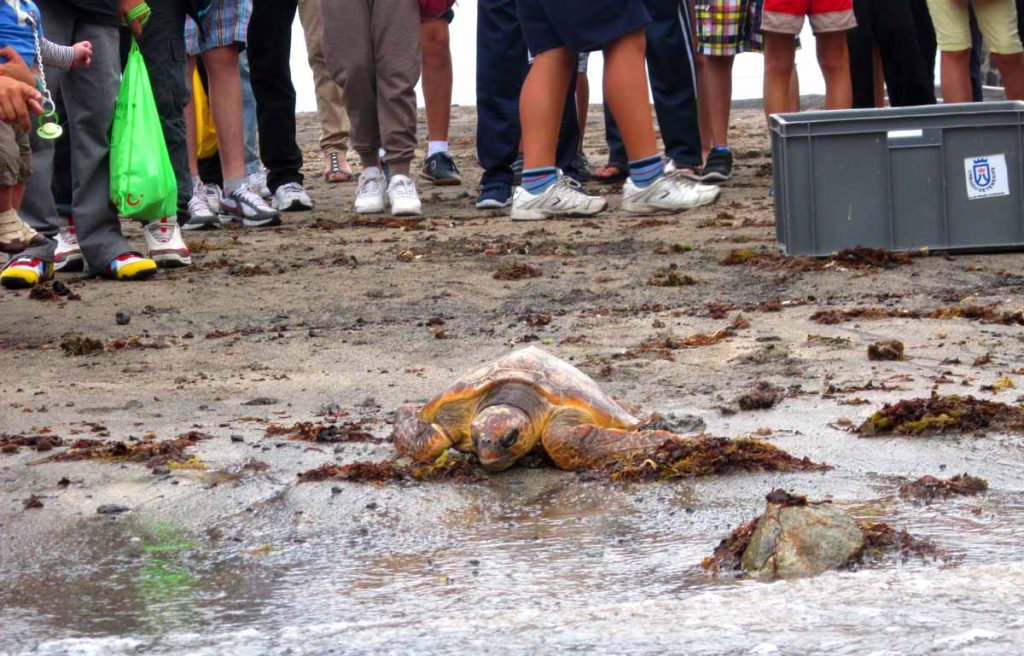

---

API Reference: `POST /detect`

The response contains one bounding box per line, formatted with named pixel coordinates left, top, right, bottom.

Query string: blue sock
left=521, top=167, right=558, bottom=195
left=629, top=156, right=664, bottom=189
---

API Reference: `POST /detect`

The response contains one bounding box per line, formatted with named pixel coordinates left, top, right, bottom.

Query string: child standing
left=762, top=0, right=856, bottom=116
left=512, top=0, right=720, bottom=220
left=323, top=0, right=422, bottom=217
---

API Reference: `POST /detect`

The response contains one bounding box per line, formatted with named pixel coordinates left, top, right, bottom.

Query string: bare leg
left=703, top=54, right=735, bottom=147
left=697, top=53, right=711, bottom=159
left=873, top=46, right=885, bottom=107
left=603, top=28, right=660, bottom=161
left=421, top=18, right=453, bottom=143
left=393, top=404, right=454, bottom=462
left=816, top=31, right=853, bottom=109
left=992, top=52, right=1024, bottom=100
left=764, top=32, right=799, bottom=122
left=520, top=47, right=574, bottom=169
left=939, top=49, right=973, bottom=103
left=202, top=46, right=246, bottom=182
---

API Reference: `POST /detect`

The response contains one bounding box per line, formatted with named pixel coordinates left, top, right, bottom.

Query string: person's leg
left=848, top=0, right=879, bottom=108
left=641, top=0, right=702, bottom=171
left=910, top=0, right=937, bottom=77
left=248, top=0, right=305, bottom=193
left=476, top=0, right=529, bottom=196
left=238, top=52, right=262, bottom=177
left=926, top=0, right=973, bottom=103
left=420, top=13, right=461, bottom=184
left=203, top=47, right=246, bottom=184
left=872, top=0, right=936, bottom=106
left=133, top=0, right=191, bottom=225
left=763, top=33, right=799, bottom=116
left=704, top=56, right=735, bottom=145
left=65, top=21, right=148, bottom=275
left=815, top=32, right=853, bottom=109
left=603, top=29, right=659, bottom=162
left=576, top=53, right=590, bottom=149
left=520, top=47, right=575, bottom=171
left=297, top=0, right=352, bottom=180
left=974, top=0, right=1024, bottom=99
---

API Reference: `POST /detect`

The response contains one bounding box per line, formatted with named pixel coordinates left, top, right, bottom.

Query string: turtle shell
left=419, top=346, right=639, bottom=436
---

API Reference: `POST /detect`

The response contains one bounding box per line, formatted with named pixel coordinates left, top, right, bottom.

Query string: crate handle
left=887, top=129, right=923, bottom=140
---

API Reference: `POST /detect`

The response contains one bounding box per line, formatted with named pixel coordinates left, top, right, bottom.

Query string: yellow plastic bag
left=193, top=69, right=218, bottom=159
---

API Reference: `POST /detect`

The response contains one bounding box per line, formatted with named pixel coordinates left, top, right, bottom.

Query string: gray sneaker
left=221, top=184, right=282, bottom=228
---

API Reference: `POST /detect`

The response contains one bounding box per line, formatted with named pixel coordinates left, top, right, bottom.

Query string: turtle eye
left=499, top=428, right=520, bottom=449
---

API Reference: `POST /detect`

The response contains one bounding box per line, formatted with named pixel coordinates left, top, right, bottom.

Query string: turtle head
left=471, top=404, right=534, bottom=471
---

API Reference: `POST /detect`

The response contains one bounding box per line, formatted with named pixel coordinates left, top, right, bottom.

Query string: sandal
left=593, top=163, right=627, bottom=184
left=324, top=152, right=353, bottom=183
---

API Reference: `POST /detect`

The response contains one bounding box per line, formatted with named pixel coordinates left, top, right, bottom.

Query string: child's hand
left=72, top=41, right=93, bottom=68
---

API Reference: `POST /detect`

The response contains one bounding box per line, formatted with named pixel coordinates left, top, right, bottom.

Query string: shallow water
left=3, top=399, right=1023, bottom=655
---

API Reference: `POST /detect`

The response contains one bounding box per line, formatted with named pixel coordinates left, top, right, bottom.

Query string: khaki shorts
left=0, top=122, right=32, bottom=187
left=926, top=0, right=1024, bottom=55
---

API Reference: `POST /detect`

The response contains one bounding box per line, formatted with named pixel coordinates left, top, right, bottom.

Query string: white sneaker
left=184, top=185, right=221, bottom=231
left=355, top=168, right=386, bottom=214
left=665, top=161, right=721, bottom=195
left=144, top=218, right=192, bottom=268
left=510, top=172, right=606, bottom=221
left=249, top=171, right=271, bottom=199
left=222, top=184, right=282, bottom=228
left=622, top=170, right=721, bottom=215
left=387, top=174, right=422, bottom=217
left=53, top=225, right=83, bottom=272
left=273, top=182, right=313, bottom=212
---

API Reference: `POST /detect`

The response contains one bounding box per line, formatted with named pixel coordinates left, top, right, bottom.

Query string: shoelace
left=359, top=176, right=383, bottom=197
left=390, top=178, right=417, bottom=199
left=234, top=186, right=268, bottom=208
left=189, top=194, right=213, bottom=214
left=279, top=182, right=304, bottom=195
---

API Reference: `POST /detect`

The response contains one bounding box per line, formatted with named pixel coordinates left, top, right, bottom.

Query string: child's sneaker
left=354, top=168, right=386, bottom=214
left=699, top=146, right=734, bottom=182
left=1, top=256, right=53, bottom=289
left=105, top=252, right=158, bottom=281
left=476, top=182, right=512, bottom=209
left=221, top=185, right=281, bottom=228
left=387, top=175, right=422, bottom=217
left=622, top=171, right=720, bottom=215
left=144, top=218, right=192, bottom=268
left=511, top=172, right=606, bottom=221
left=54, top=225, right=83, bottom=272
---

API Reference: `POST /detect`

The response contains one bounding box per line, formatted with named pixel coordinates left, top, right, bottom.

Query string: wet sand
left=2, top=107, right=1023, bottom=655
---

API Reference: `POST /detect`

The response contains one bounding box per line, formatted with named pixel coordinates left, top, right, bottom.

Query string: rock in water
left=741, top=499, right=864, bottom=579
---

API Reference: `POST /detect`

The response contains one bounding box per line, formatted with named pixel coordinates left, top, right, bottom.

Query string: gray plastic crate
left=771, top=101, right=1024, bottom=256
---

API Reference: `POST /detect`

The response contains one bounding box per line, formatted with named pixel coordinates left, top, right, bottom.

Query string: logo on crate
left=971, top=158, right=993, bottom=191
left=964, top=154, right=1010, bottom=200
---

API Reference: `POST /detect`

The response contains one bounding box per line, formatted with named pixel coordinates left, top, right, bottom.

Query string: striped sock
left=521, top=167, right=558, bottom=195
left=629, top=156, right=664, bottom=189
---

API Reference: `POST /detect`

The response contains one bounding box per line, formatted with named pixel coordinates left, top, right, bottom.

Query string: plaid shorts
left=185, top=0, right=252, bottom=57
left=697, top=0, right=764, bottom=56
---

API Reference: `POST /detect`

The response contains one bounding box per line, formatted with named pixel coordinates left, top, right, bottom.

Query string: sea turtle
left=393, top=346, right=678, bottom=471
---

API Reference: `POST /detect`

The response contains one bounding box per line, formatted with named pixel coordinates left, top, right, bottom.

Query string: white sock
left=427, top=141, right=448, bottom=158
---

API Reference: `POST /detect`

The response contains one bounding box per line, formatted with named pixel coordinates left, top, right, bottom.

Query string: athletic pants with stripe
left=604, top=0, right=702, bottom=169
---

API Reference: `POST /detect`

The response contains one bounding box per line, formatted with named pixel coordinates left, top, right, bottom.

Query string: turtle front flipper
left=393, top=404, right=453, bottom=462
left=542, top=422, right=678, bottom=471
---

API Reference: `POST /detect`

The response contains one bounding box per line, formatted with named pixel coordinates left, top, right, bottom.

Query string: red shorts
left=762, top=0, right=856, bottom=34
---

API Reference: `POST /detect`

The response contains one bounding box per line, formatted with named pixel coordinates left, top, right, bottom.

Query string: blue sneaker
left=476, top=183, right=512, bottom=209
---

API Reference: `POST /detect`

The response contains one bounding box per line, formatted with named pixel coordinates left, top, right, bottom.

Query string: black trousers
left=477, top=0, right=580, bottom=189
left=248, top=0, right=304, bottom=191
left=848, top=0, right=936, bottom=108
left=128, top=0, right=191, bottom=223
left=605, top=0, right=701, bottom=168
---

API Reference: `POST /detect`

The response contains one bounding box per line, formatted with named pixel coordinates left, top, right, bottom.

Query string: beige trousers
left=298, top=0, right=352, bottom=154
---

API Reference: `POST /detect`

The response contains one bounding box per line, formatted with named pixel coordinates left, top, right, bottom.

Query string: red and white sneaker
left=54, top=225, right=84, bottom=272
left=144, top=218, right=192, bottom=268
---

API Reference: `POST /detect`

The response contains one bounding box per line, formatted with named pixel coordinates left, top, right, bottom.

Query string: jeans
left=239, top=51, right=261, bottom=175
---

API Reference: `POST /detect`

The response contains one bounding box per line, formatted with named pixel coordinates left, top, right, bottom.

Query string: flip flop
left=324, top=152, right=353, bottom=183
left=593, top=163, right=627, bottom=184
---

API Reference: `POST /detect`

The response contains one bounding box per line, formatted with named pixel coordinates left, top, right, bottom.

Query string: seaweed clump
left=601, top=437, right=828, bottom=482
left=899, top=474, right=988, bottom=501
left=857, top=394, right=1024, bottom=436
left=1, top=434, right=65, bottom=454
left=858, top=522, right=942, bottom=563
left=46, top=431, right=213, bottom=467
left=626, top=316, right=749, bottom=361
left=736, top=381, right=783, bottom=411
left=265, top=421, right=380, bottom=443
left=297, top=450, right=486, bottom=484
left=867, top=340, right=904, bottom=361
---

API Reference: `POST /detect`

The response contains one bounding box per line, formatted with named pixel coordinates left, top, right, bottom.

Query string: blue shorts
left=516, top=0, right=651, bottom=55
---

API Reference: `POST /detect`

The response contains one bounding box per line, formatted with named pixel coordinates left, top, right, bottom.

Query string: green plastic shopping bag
left=110, top=39, right=177, bottom=222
